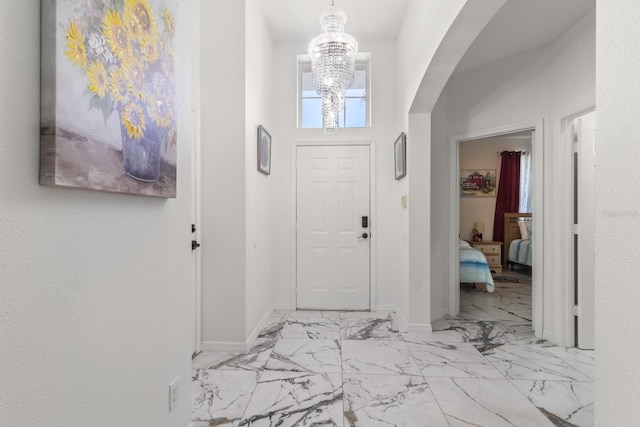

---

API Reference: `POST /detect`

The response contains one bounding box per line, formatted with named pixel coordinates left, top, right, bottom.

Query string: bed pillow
left=459, top=239, right=471, bottom=248
left=518, top=221, right=529, bottom=240
left=526, top=221, right=533, bottom=239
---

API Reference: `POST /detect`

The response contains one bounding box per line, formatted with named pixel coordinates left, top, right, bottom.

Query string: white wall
left=429, top=91, right=450, bottom=320
left=200, top=0, right=247, bottom=345
left=595, top=1, right=640, bottom=423
left=459, top=135, right=532, bottom=242
left=245, top=0, right=275, bottom=339
left=430, top=9, right=595, bottom=342
left=270, top=41, right=402, bottom=312
left=0, top=1, right=194, bottom=425
left=399, top=0, right=509, bottom=327
left=397, top=0, right=466, bottom=117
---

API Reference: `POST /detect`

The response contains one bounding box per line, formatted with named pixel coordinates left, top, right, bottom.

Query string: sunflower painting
left=40, top=0, right=177, bottom=198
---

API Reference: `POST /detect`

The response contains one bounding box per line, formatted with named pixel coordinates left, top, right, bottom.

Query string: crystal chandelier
left=308, top=0, right=358, bottom=134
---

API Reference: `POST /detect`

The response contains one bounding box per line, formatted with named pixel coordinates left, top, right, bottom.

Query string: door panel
left=573, top=111, right=596, bottom=349
left=296, top=145, right=370, bottom=310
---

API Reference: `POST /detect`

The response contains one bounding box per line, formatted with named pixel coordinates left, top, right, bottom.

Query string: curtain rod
left=497, top=151, right=529, bottom=156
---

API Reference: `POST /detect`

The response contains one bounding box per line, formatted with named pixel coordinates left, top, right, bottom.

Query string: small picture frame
left=394, top=132, right=406, bottom=180
left=257, top=125, right=271, bottom=175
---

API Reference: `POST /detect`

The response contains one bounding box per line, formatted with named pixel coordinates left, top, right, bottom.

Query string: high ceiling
left=258, top=0, right=595, bottom=74
left=257, top=0, right=410, bottom=43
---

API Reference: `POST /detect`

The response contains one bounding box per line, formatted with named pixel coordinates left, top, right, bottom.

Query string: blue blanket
left=459, top=243, right=495, bottom=293
left=508, top=239, right=532, bottom=267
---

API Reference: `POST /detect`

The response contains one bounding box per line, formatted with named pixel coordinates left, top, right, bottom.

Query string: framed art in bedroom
left=460, top=169, right=496, bottom=197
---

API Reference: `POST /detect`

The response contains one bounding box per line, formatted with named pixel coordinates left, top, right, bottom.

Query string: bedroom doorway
left=450, top=122, right=544, bottom=338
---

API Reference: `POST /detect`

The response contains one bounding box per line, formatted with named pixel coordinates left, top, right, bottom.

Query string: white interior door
left=191, top=106, right=202, bottom=356
left=573, top=111, right=596, bottom=349
left=296, top=145, right=370, bottom=310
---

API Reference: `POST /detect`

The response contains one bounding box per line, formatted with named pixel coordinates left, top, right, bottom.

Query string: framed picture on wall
left=257, top=125, right=271, bottom=175
left=394, top=132, right=406, bottom=180
left=460, top=169, right=496, bottom=196
left=39, top=0, right=178, bottom=198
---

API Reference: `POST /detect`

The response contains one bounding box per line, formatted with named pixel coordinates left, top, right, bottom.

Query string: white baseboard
left=272, top=303, right=292, bottom=311
left=375, top=304, right=396, bottom=313
left=200, top=305, right=284, bottom=353
left=384, top=305, right=432, bottom=333
left=542, top=330, right=555, bottom=344
left=389, top=306, right=409, bottom=333
left=200, top=340, right=247, bottom=353
left=431, top=307, right=448, bottom=323
left=407, top=322, right=433, bottom=333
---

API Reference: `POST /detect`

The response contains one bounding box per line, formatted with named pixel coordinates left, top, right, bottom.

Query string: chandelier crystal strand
left=308, top=1, right=358, bottom=133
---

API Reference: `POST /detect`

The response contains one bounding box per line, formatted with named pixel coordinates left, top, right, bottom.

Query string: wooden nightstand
left=472, top=241, right=503, bottom=274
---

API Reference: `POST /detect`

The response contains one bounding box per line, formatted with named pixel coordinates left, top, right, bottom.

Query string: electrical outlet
left=169, top=377, right=179, bottom=412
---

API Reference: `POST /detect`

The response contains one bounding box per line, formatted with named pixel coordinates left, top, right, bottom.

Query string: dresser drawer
left=484, top=254, right=501, bottom=266
left=477, top=245, right=500, bottom=255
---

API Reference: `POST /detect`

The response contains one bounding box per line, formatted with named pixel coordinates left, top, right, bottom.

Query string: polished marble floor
left=192, top=276, right=594, bottom=426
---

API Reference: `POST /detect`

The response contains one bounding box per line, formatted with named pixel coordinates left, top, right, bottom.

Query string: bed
left=459, top=240, right=495, bottom=293
left=503, top=212, right=532, bottom=268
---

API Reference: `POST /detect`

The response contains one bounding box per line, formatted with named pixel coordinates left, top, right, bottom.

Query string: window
left=298, top=55, right=369, bottom=129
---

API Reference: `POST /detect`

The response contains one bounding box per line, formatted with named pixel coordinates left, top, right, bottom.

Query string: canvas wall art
left=460, top=169, right=496, bottom=197
left=40, top=0, right=178, bottom=198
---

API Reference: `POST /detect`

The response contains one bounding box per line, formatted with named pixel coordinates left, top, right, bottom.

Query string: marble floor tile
left=192, top=351, right=233, bottom=370
left=265, top=338, right=342, bottom=373
left=406, top=341, right=505, bottom=379
left=287, top=310, right=340, bottom=320
left=239, top=371, right=343, bottom=427
left=461, top=302, right=532, bottom=324
left=512, top=380, right=594, bottom=427
left=192, top=304, right=594, bottom=427
left=257, top=313, right=289, bottom=340
left=192, top=369, right=261, bottom=425
left=343, top=373, right=449, bottom=427
left=433, top=318, right=517, bottom=352
left=342, top=340, right=421, bottom=376
left=402, top=330, right=466, bottom=344
left=427, top=377, right=555, bottom=427
left=484, top=343, right=592, bottom=382
left=498, top=319, right=535, bottom=337
left=340, top=316, right=402, bottom=340
left=339, top=310, right=392, bottom=319
left=544, top=346, right=595, bottom=381
left=204, top=339, right=275, bottom=371
left=279, top=316, right=341, bottom=340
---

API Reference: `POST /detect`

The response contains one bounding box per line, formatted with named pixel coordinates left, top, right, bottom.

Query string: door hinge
left=571, top=305, right=581, bottom=316
left=572, top=224, right=580, bottom=235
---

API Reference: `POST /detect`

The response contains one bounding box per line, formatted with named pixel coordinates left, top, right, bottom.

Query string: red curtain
left=493, top=151, right=521, bottom=242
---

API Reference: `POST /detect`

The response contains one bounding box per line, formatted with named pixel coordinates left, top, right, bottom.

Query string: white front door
left=573, top=111, right=596, bottom=349
left=296, top=145, right=371, bottom=310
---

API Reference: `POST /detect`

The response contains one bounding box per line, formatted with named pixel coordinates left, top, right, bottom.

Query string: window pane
left=300, top=58, right=368, bottom=129
left=344, top=97, right=366, bottom=127
left=301, top=68, right=315, bottom=92
left=302, top=98, right=322, bottom=128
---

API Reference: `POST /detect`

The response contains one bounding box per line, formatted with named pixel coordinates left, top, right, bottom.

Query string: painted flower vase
left=120, top=119, right=161, bottom=182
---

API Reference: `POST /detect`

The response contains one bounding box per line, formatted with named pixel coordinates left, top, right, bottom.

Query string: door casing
left=449, top=121, right=544, bottom=337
